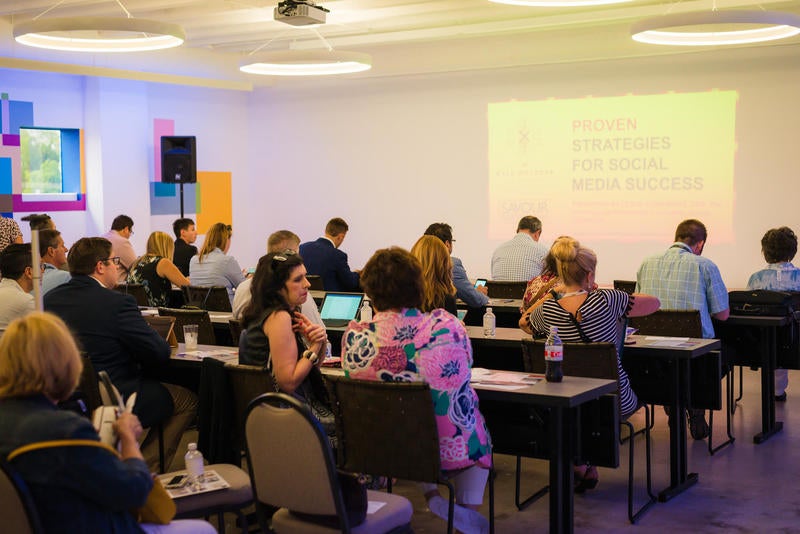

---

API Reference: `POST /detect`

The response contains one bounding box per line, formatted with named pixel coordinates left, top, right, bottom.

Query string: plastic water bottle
left=545, top=326, right=564, bottom=382
left=360, top=299, right=373, bottom=322
left=483, top=307, right=496, bottom=337
left=184, top=442, right=205, bottom=488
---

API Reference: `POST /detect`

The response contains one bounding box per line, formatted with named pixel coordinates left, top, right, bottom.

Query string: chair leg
left=217, top=511, right=225, bottom=534
left=157, top=424, right=166, bottom=474
left=626, top=407, right=656, bottom=524
left=708, top=366, right=735, bottom=456
left=514, top=455, right=549, bottom=511
left=443, top=480, right=455, bottom=534
left=734, top=365, right=744, bottom=408
left=620, top=404, right=653, bottom=444
left=489, top=465, right=495, bottom=534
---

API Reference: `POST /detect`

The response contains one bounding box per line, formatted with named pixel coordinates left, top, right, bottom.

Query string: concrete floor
left=182, top=366, right=798, bottom=533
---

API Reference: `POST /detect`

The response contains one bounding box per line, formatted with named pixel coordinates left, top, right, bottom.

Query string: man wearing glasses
left=102, top=214, right=137, bottom=283
left=45, top=237, right=197, bottom=471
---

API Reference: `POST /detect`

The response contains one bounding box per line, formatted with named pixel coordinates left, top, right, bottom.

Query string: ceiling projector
left=274, top=1, right=329, bottom=26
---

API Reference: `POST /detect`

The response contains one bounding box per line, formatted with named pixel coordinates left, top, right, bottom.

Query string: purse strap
left=8, top=439, right=119, bottom=462
left=550, top=290, right=593, bottom=344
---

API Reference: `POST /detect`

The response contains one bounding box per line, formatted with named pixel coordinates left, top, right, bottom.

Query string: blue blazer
left=299, top=238, right=360, bottom=292
left=44, top=275, right=172, bottom=427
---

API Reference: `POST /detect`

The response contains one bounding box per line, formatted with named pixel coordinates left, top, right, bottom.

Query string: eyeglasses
left=100, top=256, right=122, bottom=266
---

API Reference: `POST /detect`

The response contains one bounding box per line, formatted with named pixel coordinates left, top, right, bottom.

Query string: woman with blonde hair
left=410, top=235, right=458, bottom=315
left=128, top=231, right=190, bottom=307
left=189, top=222, right=244, bottom=304
left=521, top=236, right=660, bottom=491
left=0, top=312, right=214, bottom=534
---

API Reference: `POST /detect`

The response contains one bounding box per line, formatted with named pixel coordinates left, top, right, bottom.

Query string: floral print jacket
left=342, top=308, right=492, bottom=471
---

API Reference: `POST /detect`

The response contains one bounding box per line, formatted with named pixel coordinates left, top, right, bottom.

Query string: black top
left=173, top=238, right=198, bottom=277
left=128, top=255, right=171, bottom=307
left=239, top=307, right=305, bottom=367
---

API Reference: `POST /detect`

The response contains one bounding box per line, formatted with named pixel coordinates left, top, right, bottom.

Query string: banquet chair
left=522, top=339, right=655, bottom=523
left=306, top=275, right=324, bottom=291
left=228, top=319, right=243, bottom=346
left=114, top=282, right=149, bottom=307
left=182, top=285, right=233, bottom=312
left=0, top=459, right=44, bottom=534
left=485, top=280, right=527, bottom=299
left=158, top=307, right=216, bottom=345
left=326, top=375, right=495, bottom=534
left=244, top=392, right=413, bottom=533
left=628, top=309, right=733, bottom=455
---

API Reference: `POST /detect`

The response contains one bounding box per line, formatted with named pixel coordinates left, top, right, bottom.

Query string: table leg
left=755, top=325, right=783, bottom=443
left=549, top=406, right=573, bottom=534
left=658, top=358, right=698, bottom=502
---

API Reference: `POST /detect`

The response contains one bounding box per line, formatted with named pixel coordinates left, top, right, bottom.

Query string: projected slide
left=488, top=91, right=737, bottom=242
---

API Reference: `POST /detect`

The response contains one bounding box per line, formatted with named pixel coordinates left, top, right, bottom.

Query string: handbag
left=7, top=439, right=176, bottom=525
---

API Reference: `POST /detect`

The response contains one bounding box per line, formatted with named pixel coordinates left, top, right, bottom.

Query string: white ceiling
left=1, top=0, right=800, bottom=89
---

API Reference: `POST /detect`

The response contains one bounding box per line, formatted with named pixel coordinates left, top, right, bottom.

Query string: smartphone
left=164, top=474, right=189, bottom=489
left=474, top=278, right=487, bottom=289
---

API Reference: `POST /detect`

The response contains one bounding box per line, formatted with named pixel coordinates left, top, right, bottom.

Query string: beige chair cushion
left=173, top=463, right=252, bottom=516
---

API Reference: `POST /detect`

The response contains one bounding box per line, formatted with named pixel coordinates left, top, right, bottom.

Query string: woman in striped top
left=521, top=236, right=660, bottom=490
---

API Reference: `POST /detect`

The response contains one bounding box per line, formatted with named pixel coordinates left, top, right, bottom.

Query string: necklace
left=560, top=289, right=587, bottom=298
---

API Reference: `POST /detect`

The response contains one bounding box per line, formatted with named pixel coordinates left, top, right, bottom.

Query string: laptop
left=319, top=292, right=364, bottom=327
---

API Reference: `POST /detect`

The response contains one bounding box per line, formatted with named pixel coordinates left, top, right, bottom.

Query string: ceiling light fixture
left=631, top=10, right=800, bottom=46
left=13, top=1, right=185, bottom=53
left=489, top=0, right=632, bottom=7
left=240, top=50, right=372, bottom=76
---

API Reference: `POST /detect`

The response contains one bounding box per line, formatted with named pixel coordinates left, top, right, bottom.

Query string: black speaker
left=161, top=136, right=196, bottom=184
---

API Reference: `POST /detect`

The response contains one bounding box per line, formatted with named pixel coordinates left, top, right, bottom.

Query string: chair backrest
left=114, top=283, right=149, bottom=307
left=143, top=315, right=177, bottom=346
left=157, top=307, right=216, bottom=345
left=306, top=275, right=324, bottom=291
left=521, top=339, right=619, bottom=382
left=612, top=280, right=637, bottom=295
left=226, top=363, right=272, bottom=455
left=228, top=318, right=243, bottom=346
left=0, top=460, right=43, bottom=534
left=182, top=285, right=232, bottom=312
left=628, top=309, right=702, bottom=338
left=485, top=280, right=527, bottom=299
left=326, top=375, right=442, bottom=483
left=244, top=393, right=348, bottom=525
left=77, top=355, right=103, bottom=414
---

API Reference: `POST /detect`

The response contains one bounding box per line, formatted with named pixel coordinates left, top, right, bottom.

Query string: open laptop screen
left=319, top=292, right=364, bottom=324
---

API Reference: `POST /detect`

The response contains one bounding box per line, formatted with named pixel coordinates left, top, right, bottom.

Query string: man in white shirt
left=0, top=243, right=36, bottom=335
left=233, top=230, right=323, bottom=327
left=38, top=229, right=71, bottom=295
left=102, top=214, right=137, bottom=283
left=491, top=216, right=548, bottom=281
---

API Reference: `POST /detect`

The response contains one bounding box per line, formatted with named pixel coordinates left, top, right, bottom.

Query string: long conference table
left=464, top=327, right=721, bottom=503
left=169, top=342, right=614, bottom=534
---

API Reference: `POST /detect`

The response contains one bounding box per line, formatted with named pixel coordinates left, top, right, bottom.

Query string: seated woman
left=0, top=312, right=214, bottom=534
left=128, top=231, right=190, bottom=307
left=747, top=226, right=800, bottom=401
left=238, top=251, right=331, bottom=429
left=410, top=235, right=457, bottom=315
left=189, top=222, right=245, bottom=305
left=520, top=251, right=559, bottom=315
left=521, top=236, right=660, bottom=490
left=342, top=247, right=492, bottom=534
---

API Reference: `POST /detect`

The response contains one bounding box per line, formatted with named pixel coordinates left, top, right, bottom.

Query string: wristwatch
left=302, top=350, right=319, bottom=364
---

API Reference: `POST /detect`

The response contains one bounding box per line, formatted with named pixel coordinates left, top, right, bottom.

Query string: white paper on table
left=645, top=336, right=689, bottom=342
left=649, top=339, right=691, bottom=347
left=367, top=501, right=387, bottom=514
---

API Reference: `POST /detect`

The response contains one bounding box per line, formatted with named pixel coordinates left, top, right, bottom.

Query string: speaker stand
left=179, top=183, right=185, bottom=218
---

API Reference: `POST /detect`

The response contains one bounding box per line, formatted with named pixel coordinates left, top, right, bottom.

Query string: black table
left=475, top=374, right=616, bottom=534
left=623, top=335, right=720, bottom=502
left=717, top=315, right=789, bottom=444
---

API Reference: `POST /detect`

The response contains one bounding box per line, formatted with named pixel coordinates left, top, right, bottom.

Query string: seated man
left=0, top=243, right=35, bottom=335
left=491, top=215, right=548, bottom=282
left=38, top=229, right=71, bottom=295
left=172, top=217, right=198, bottom=277
left=102, top=214, right=137, bottom=282
left=425, top=222, right=489, bottom=309
left=44, top=237, right=197, bottom=470
left=636, top=218, right=729, bottom=439
left=299, top=217, right=360, bottom=292
left=233, top=229, right=323, bottom=326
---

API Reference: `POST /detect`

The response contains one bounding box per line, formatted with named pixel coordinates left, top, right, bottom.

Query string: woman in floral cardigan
left=342, top=247, right=491, bottom=534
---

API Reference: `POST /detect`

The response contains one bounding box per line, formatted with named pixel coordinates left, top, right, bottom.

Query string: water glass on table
left=183, top=324, right=199, bottom=350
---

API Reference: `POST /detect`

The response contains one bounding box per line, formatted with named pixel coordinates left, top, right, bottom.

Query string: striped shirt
left=491, top=233, right=548, bottom=282
left=636, top=242, right=728, bottom=339
left=529, top=289, right=638, bottom=417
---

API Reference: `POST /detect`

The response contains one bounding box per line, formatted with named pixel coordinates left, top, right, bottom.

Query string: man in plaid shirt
left=490, top=216, right=548, bottom=282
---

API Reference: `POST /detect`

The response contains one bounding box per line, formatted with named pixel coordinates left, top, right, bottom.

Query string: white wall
left=243, top=45, right=800, bottom=289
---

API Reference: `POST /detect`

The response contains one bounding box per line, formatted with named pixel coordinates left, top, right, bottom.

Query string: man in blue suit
left=44, top=237, right=197, bottom=470
left=299, top=217, right=360, bottom=292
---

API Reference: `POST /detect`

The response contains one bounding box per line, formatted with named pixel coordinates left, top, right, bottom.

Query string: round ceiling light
left=13, top=16, right=186, bottom=52
left=631, top=10, right=800, bottom=46
left=240, top=50, right=372, bottom=76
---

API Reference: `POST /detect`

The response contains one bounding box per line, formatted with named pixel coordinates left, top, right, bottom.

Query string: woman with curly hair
left=410, top=235, right=457, bottom=315
left=342, top=247, right=491, bottom=534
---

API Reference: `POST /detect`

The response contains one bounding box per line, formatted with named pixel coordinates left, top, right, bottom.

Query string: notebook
left=319, top=292, right=364, bottom=327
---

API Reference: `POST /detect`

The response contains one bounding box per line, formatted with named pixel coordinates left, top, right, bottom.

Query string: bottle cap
left=188, top=442, right=197, bottom=450
left=550, top=325, right=558, bottom=333
left=486, top=307, right=492, bottom=312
